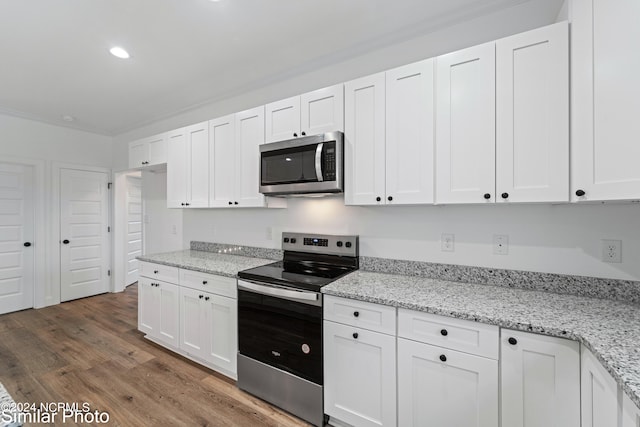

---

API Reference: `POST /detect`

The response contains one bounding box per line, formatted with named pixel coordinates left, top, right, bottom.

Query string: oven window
left=261, top=145, right=319, bottom=185
left=238, top=290, right=323, bottom=384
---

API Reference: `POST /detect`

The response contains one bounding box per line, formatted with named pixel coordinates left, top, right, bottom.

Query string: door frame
left=113, top=170, right=142, bottom=293
left=51, top=162, right=112, bottom=304
left=0, top=156, right=46, bottom=309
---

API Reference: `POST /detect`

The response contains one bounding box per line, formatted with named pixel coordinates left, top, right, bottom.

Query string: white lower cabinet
left=623, top=392, right=640, bottom=427
left=138, top=276, right=179, bottom=349
left=324, top=318, right=396, bottom=427
left=500, top=330, right=580, bottom=427
left=138, top=262, right=237, bottom=379
left=581, top=347, right=619, bottom=427
left=397, top=338, right=498, bottom=427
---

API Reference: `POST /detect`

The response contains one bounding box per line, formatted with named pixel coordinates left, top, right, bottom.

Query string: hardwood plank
left=0, top=284, right=309, bottom=427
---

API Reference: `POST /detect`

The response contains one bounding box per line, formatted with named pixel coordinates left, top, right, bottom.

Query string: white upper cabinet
left=265, top=84, right=344, bottom=143
left=300, top=84, right=344, bottom=136
left=436, top=42, right=496, bottom=204
left=385, top=59, right=435, bottom=205
left=128, top=133, right=168, bottom=169
left=344, top=73, right=386, bottom=206
left=572, top=0, right=640, bottom=202
left=500, top=330, right=580, bottom=427
left=265, top=95, right=301, bottom=143
left=209, top=114, right=236, bottom=208
left=496, top=22, right=569, bottom=203
left=166, top=122, right=209, bottom=208
left=235, top=106, right=266, bottom=207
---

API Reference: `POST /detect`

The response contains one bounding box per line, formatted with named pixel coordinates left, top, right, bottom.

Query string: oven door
left=237, top=279, right=323, bottom=385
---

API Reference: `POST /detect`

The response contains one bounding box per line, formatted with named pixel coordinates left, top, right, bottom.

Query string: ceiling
left=0, top=0, right=561, bottom=136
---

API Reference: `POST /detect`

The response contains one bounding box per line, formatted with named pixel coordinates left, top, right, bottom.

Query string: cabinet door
left=344, top=73, right=386, bottom=206
left=301, top=84, right=344, bottom=136
left=436, top=42, right=495, bottom=204
left=572, top=0, right=640, bottom=201
left=500, top=330, right=580, bottom=427
left=138, top=277, right=158, bottom=336
left=203, top=293, right=237, bottom=377
left=235, top=106, right=265, bottom=207
left=265, top=95, right=300, bottom=143
left=166, top=128, right=187, bottom=208
left=146, top=133, right=168, bottom=166
left=156, top=281, right=180, bottom=348
left=581, top=347, right=619, bottom=427
left=209, top=115, right=236, bottom=207
left=386, top=59, right=435, bottom=205
left=324, top=320, right=396, bottom=427
left=179, top=286, right=206, bottom=358
left=186, top=121, right=209, bottom=208
left=496, top=22, right=569, bottom=203
left=398, top=338, right=498, bottom=427
left=623, top=392, right=640, bottom=427
left=129, top=139, right=148, bottom=169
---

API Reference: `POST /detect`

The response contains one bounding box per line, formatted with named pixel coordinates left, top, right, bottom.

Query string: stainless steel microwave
left=259, top=131, right=344, bottom=196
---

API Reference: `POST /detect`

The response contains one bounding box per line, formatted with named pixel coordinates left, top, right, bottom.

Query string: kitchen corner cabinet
left=572, top=0, right=640, bottom=202
left=581, top=347, right=619, bottom=427
left=435, top=42, right=496, bottom=204
left=265, top=84, right=344, bottom=143
left=138, top=276, right=180, bottom=349
left=500, top=329, right=580, bottom=427
left=128, top=132, right=168, bottom=169
left=324, top=296, right=397, bottom=427
left=166, top=121, right=209, bottom=208
left=345, top=59, right=434, bottom=206
left=496, top=22, right=569, bottom=203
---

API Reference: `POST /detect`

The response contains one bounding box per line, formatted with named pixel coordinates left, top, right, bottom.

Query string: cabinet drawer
left=398, top=308, right=499, bottom=359
left=139, top=261, right=179, bottom=283
left=324, top=295, right=396, bottom=335
left=179, top=269, right=236, bottom=299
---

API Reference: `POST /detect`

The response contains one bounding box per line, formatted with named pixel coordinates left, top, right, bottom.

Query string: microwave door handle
left=315, top=143, right=324, bottom=182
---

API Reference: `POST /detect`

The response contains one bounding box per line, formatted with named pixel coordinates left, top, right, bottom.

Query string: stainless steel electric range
left=237, top=232, right=359, bottom=427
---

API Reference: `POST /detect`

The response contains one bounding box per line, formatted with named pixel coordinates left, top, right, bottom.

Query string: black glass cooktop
left=237, top=251, right=358, bottom=292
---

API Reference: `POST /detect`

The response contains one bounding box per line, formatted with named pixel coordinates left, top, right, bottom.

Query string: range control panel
left=282, top=232, right=358, bottom=257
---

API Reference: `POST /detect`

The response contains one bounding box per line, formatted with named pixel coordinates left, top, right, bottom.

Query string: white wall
left=183, top=199, right=640, bottom=281
left=141, top=170, right=183, bottom=255
left=0, top=113, right=112, bottom=167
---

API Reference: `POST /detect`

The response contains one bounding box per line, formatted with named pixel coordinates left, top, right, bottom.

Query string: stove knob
left=290, top=238, right=297, bottom=244
left=337, top=241, right=343, bottom=247
left=345, top=242, right=352, bottom=248
left=283, top=238, right=290, bottom=243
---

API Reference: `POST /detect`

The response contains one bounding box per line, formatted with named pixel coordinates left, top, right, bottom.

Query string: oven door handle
left=315, top=143, right=324, bottom=182
left=238, top=280, right=319, bottom=303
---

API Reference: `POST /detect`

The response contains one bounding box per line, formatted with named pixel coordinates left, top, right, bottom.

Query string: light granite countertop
left=137, top=249, right=272, bottom=278
left=323, top=270, right=640, bottom=410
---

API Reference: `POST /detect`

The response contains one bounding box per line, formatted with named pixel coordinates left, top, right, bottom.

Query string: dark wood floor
left=0, top=284, right=309, bottom=426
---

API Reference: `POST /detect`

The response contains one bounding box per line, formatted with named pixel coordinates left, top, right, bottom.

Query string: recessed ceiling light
left=62, top=115, right=75, bottom=122
left=109, top=46, right=130, bottom=59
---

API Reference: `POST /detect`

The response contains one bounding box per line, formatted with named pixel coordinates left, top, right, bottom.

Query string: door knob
left=62, top=239, right=70, bottom=244
left=483, top=193, right=491, bottom=200
left=23, top=242, right=32, bottom=247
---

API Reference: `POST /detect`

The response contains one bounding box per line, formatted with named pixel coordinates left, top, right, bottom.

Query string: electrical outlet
left=493, top=234, right=509, bottom=255
left=441, top=233, right=455, bottom=252
left=602, top=239, right=622, bottom=263
left=171, top=224, right=177, bottom=235
left=266, top=226, right=273, bottom=241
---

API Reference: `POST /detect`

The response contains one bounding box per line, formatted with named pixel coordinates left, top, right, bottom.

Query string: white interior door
left=125, top=174, right=142, bottom=286
left=0, top=163, right=34, bottom=314
left=60, top=168, right=110, bottom=302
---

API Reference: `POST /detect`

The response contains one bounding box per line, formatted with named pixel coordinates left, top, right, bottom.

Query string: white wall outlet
left=441, top=233, right=455, bottom=252
left=171, top=224, right=177, bottom=235
left=602, top=239, right=622, bottom=263
left=493, top=234, right=509, bottom=255
left=143, top=214, right=150, bottom=224
left=266, top=226, right=273, bottom=241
